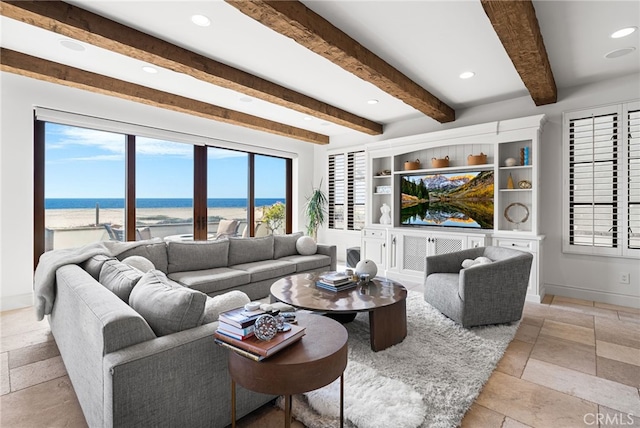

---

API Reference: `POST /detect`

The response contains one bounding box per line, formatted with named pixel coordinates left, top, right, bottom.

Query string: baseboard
left=0, top=292, right=34, bottom=312
left=545, top=283, right=640, bottom=309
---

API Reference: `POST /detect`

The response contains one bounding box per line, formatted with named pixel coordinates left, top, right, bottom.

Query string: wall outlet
left=619, top=272, right=630, bottom=284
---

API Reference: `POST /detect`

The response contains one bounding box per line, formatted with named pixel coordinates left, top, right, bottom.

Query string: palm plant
left=304, top=180, right=328, bottom=241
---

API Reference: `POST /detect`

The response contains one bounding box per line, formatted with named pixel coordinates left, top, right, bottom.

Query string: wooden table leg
left=284, top=394, right=292, bottom=428
left=368, top=298, right=407, bottom=351
left=231, top=379, right=236, bottom=428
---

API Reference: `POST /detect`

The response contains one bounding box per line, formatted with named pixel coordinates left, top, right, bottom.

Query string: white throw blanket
left=33, top=238, right=163, bottom=321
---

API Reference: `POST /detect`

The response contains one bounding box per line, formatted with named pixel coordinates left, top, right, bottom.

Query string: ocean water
left=45, top=198, right=285, bottom=209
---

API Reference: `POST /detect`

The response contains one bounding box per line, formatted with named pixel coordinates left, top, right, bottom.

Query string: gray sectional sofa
left=47, top=233, right=336, bottom=428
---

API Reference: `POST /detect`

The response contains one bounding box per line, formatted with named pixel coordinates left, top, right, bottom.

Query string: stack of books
left=214, top=307, right=306, bottom=361
left=316, top=272, right=357, bottom=292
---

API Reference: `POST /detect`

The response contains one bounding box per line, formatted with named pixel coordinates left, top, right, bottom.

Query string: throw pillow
left=81, top=254, right=116, bottom=280
left=166, top=240, right=229, bottom=273
left=215, top=219, right=240, bottom=239
left=201, top=290, right=250, bottom=324
left=129, top=270, right=207, bottom=336
left=296, top=236, right=317, bottom=255
left=122, top=255, right=155, bottom=273
left=99, top=260, right=144, bottom=302
left=228, top=235, right=274, bottom=266
left=274, top=232, right=304, bottom=259
left=461, top=256, right=493, bottom=269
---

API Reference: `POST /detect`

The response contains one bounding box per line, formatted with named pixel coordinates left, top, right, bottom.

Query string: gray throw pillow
left=228, top=235, right=274, bottom=266
left=129, top=270, right=207, bottom=336
left=117, top=242, right=169, bottom=273
left=99, top=259, right=144, bottom=302
left=273, top=232, right=304, bottom=259
left=81, top=254, right=116, bottom=280
left=166, top=240, right=229, bottom=273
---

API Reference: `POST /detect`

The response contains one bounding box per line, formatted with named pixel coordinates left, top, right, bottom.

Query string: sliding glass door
left=207, top=147, right=248, bottom=238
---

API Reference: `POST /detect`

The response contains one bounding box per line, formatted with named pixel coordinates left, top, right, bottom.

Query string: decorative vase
left=507, top=173, right=515, bottom=189
left=354, top=259, right=378, bottom=278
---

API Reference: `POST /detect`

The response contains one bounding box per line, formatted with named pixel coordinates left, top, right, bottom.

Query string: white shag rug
left=277, top=291, right=518, bottom=428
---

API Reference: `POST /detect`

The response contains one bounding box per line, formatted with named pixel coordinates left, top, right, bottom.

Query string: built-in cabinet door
left=361, top=229, right=386, bottom=273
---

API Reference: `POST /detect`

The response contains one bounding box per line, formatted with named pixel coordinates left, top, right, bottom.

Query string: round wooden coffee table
left=271, top=272, right=407, bottom=352
left=228, top=313, right=348, bottom=428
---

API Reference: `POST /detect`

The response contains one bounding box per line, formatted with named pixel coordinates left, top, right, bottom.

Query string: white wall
left=316, top=73, right=640, bottom=307
left=0, top=72, right=316, bottom=310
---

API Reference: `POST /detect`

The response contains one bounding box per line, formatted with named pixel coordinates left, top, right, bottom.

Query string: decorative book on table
left=217, top=322, right=255, bottom=340
left=214, top=323, right=306, bottom=359
left=319, top=272, right=352, bottom=285
left=315, top=280, right=357, bottom=292
left=218, top=306, right=265, bottom=329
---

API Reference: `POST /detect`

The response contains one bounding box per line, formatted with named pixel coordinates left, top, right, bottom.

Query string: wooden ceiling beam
left=481, top=0, right=557, bottom=106
left=226, top=0, right=455, bottom=123
left=0, top=48, right=329, bottom=145
left=0, top=0, right=381, bottom=136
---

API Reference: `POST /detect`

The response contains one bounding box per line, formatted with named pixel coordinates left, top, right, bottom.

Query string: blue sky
left=45, top=123, right=285, bottom=199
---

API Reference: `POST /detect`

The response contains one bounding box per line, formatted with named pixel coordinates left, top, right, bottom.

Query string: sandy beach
left=45, top=207, right=249, bottom=229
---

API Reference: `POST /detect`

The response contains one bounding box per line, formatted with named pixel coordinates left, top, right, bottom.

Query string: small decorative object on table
left=253, top=314, right=278, bottom=341
left=507, top=173, right=515, bottom=189
left=359, top=273, right=371, bottom=284
left=377, top=169, right=391, bottom=176
left=354, top=259, right=378, bottom=278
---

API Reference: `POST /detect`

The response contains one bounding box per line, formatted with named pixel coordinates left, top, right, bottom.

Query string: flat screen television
left=400, top=171, right=494, bottom=229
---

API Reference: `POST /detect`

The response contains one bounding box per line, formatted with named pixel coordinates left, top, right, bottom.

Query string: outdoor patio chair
left=104, top=224, right=124, bottom=241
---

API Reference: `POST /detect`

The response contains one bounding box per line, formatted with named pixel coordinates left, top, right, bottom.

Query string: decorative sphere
left=296, top=236, right=317, bottom=255
left=504, top=157, right=517, bottom=167
left=354, top=259, right=378, bottom=278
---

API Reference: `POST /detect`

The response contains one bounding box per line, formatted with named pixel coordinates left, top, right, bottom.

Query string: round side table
left=228, top=313, right=348, bottom=428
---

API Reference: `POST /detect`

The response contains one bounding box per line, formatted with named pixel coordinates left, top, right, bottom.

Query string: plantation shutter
left=328, top=154, right=345, bottom=229
left=568, top=112, right=619, bottom=248
left=347, top=151, right=366, bottom=230
left=628, top=109, right=640, bottom=250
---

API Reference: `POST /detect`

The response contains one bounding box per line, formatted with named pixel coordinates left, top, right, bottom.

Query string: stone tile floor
left=1, top=285, right=639, bottom=427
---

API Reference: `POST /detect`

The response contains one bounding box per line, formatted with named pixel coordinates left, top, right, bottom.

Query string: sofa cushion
left=129, top=270, right=207, bottom=336
left=117, top=241, right=169, bottom=273
left=166, top=240, right=229, bottom=274
left=168, top=268, right=251, bottom=295
left=81, top=254, right=116, bottom=280
left=228, top=235, right=274, bottom=266
left=230, top=259, right=296, bottom=282
left=278, top=254, right=332, bottom=272
left=273, top=232, right=303, bottom=259
left=122, top=255, right=155, bottom=273
left=99, top=260, right=144, bottom=302
left=202, top=290, right=250, bottom=324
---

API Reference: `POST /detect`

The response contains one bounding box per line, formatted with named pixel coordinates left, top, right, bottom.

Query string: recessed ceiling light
left=320, top=122, right=331, bottom=127
left=459, top=71, right=475, bottom=79
left=611, top=27, right=637, bottom=39
left=604, top=47, right=636, bottom=59
left=367, top=99, right=379, bottom=105
left=239, top=97, right=253, bottom=103
left=59, top=39, right=85, bottom=51
left=142, top=66, right=158, bottom=74
left=303, top=116, right=313, bottom=121
left=191, top=14, right=211, bottom=27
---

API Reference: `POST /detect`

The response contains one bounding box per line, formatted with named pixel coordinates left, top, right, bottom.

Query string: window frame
left=34, top=112, right=293, bottom=262
left=562, top=100, right=640, bottom=259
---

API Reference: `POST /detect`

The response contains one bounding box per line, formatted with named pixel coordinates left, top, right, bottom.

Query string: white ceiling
left=1, top=0, right=639, bottom=141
